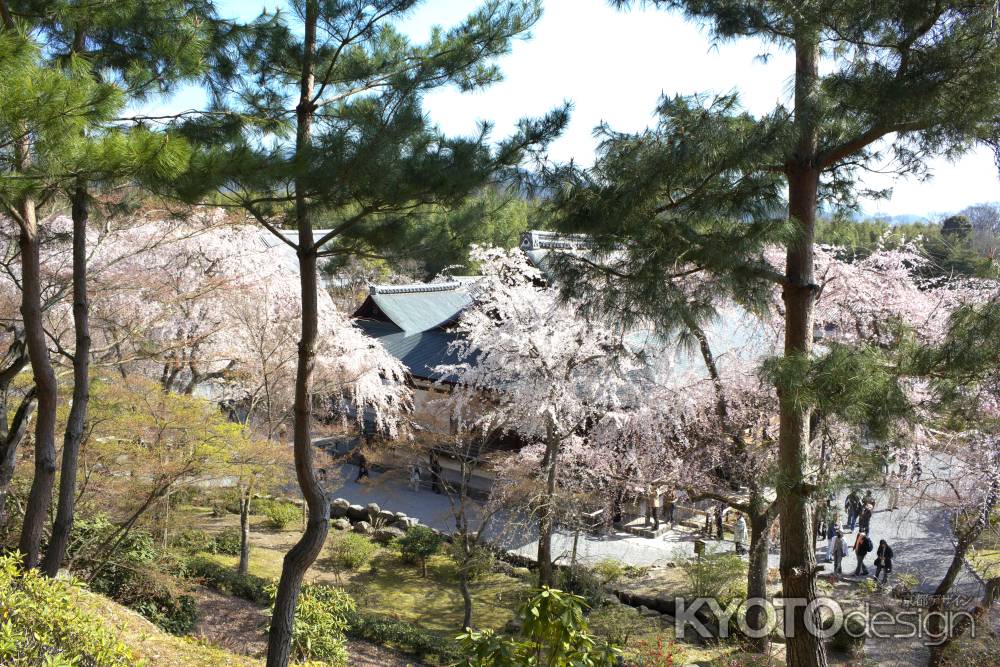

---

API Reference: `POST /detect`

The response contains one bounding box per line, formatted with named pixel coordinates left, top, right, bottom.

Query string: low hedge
left=185, top=556, right=271, bottom=605
left=345, top=611, right=461, bottom=665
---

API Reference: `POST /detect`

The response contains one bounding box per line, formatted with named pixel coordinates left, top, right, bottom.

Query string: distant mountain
left=868, top=213, right=935, bottom=226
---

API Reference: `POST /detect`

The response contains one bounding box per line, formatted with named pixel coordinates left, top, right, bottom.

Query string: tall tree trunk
left=537, top=428, right=559, bottom=588
left=459, top=562, right=473, bottom=629
left=16, top=167, right=59, bottom=570
left=0, top=388, right=36, bottom=532
left=42, top=182, right=91, bottom=577
left=239, top=492, right=251, bottom=575
left=266, top=4, right=328, bottom=665
left=777, top=28, right=827, bottom=667
left=745, top=499, right=773, bottom=653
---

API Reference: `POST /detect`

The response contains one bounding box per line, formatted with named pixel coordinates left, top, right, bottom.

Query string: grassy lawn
left=185, top=503, right=529, bottom=635
left=968, top=548, right=1000, bottom=581
left=181, top=504, right=765, bottom=665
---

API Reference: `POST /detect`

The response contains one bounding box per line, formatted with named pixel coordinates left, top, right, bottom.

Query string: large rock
left=331, top=518, right=351, bottom=531
left=638, top=605, right=661, bottom=618
left=397, top=516, right=419, bottom=529
left=375, top=510, right=397, bottom=526
left=346, top=504, right=368, bottom=522
left=365, top=502, right=381, bottom=518
left=353, top=520, right=372, bottom=535
left=372, top=526, right=405, bottom=544
left=329, top=498, right=350, bottom=519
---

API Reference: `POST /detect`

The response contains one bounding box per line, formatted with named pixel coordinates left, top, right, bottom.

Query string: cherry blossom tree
left=440, top=246, right=643, bottom=586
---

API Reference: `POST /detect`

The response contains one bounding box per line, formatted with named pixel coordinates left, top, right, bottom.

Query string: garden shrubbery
left=68, top=515, right=197, bottom=634
left=679, top=553, right=747, bottom=604
left=328, top=532, right=377, bottom=578
left=277, top=584, right=355, bottom=666
left=0, top=553, right=137, bottom=666
left=185, top=555, right=271, bottom=605
left=258, top=498, right=300, bottom=529
left=398, top=525, right=443, bottom=577
left=210, top=527, right=243, bottom=556
left=346, top=610, right=461, bottom=664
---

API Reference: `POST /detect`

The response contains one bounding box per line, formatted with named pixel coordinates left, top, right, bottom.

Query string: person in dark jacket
left=844, top=491, right=862, bottom=531
left=874, top=539, right=894, bottom=584
left=355, top=452, right=370, bottom=482
left=858, top=504, right=873, bottom=535
left=853, top=532, right=873, bottom=576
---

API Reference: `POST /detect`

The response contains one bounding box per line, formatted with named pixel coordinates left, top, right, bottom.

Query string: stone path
left=327, top=454, right=999, bottom=664
left=325, top=463, right=780, bottom=568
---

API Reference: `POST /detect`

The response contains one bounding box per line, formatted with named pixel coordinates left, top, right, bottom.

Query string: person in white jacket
left=733, top=514, right=747, bottom=555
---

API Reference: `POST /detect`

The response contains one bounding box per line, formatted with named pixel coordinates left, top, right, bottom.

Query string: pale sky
left=193, top=0, right=1000, bottom=217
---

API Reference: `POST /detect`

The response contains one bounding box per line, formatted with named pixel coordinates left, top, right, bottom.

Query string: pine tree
left=6, top=0, right=217, bottom=577
left=550, top=3, right=1000, bottom=665
left=179, top=2, right=566, bottom=664
left=0, top=9, right=122, bottom=568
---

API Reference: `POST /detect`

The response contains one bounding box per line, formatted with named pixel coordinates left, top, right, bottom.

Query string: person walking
left=662, top=489, right=676, bottom=527
left=858, top=503, right=873, bottom=535
left=355, top=452, right=370, bottom=482
left=645, top=491, right=660, bottom=530
left=862, top=490, right=875, bottom=510
left=832, top=530, right=847, bottom=575
left=429, top=453, right=443, bottom=494
left=845, top=490, right=862, bottom=531
left=853, top=531, right=873, bottom=576
left=733, top=514, right=747, bottom=555
left=874, top=539, right=894, bottom=584
left=886, top=472, right=900, bottom=510
left=408, top=463, right=422, bottom=491
left=825, top=516, right=839, bottom=563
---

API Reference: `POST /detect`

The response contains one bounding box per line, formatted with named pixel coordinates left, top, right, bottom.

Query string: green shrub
left=68, top=516, right=196, bottom=635
left=274, top=584, right=354, bottom=666
left=346, top=610, right=461, bottom=664
left=557, top=565, right=605, bottom=610
left=173, top=527, right=215, bottom=554
left=0, top=553, right=137, bottom=666
left=591, top=558, right=628, bottom=585
left=679, top=553, right=747, bottom=603
left=211, top=527, right=243, bottom=556
left=398, top=525, right=443, bottom=577
left=457, top=587, right=619, bottom=667
left=260, top=498, right=300, bottom=530
left=588, top=604, right=651, bottom=647
left=186, top=555, right=271, bottom=605
left=451, top=542, right=496, bottom=582
left=329, top=533, right=377, bottom=578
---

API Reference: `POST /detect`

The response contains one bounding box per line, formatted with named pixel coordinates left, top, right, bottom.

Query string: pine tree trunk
left=266, top=4, right=329, bottom=664
left=778, top=28, right=828, bottom=667
left=16, top=170, right=59, bottom=570
left=239, top=493, right=251, bottom=575
left=42, top=183, right=91, bottom=577
left=745, top=503, right=772, bottom=653
left=0, top=389, right=35, bottom=532
left=537, top=428, right=559, bottom=588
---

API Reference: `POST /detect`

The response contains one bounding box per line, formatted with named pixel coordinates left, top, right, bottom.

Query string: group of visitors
left=405, top=454, right=444, bottom=493
left=824, top=488, right=895, bottom=584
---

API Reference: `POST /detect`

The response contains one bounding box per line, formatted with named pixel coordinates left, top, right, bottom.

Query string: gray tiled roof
left=368, top=281, right=473, bottom=335
left=354, top=318, right=464, bottom=383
